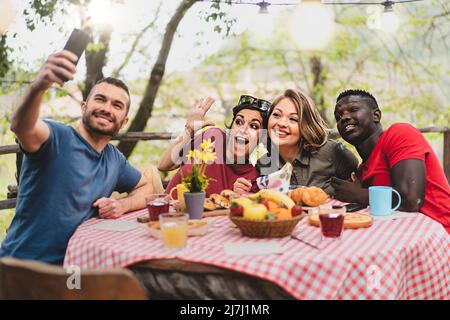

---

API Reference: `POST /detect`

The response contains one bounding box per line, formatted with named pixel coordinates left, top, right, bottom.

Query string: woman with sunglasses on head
left=234, top=89, right=358, bottom=195
left=158, top=95, right=270, bottom=197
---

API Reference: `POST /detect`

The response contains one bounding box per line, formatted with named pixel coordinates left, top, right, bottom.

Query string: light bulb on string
left=378, top=3, right=400, bottom=33
left=290, top=1, right=336, bottom=51
left=247, top=1, right=275, bottom=40
left=257, top=0, right=270, bottom=14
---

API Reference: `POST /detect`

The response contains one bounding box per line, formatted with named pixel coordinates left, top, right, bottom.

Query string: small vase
left=183, top=192, right=206, bottom=220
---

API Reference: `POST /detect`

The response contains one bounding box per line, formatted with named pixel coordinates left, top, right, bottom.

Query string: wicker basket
left=229, top=213, right=305, bottom=238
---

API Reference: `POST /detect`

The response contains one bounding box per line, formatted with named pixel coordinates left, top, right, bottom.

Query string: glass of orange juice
left=159, top=213, right=189, bottom=249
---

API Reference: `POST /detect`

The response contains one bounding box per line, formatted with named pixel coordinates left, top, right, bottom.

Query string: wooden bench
left=0, top=257, right=149, bottom=300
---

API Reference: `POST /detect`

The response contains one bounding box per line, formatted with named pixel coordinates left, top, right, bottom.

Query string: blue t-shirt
left=0, top=120, right=141, bottom=264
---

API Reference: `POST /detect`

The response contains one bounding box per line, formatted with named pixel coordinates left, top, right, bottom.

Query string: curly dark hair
left=336, top=89, right=378, bottom=110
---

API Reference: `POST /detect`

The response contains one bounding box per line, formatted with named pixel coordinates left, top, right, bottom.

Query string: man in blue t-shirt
left=0, top=50, right=153, bottom=264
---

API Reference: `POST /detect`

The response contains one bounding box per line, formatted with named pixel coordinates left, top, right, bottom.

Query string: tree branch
left=117, top=0, right=198, bottom=158
left=112, top=2, right=162, bottom=78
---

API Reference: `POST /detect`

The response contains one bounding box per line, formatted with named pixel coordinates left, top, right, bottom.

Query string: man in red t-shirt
left=331, top=89, right=450, bottom=233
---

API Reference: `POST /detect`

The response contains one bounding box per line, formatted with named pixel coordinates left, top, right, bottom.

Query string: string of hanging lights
left=202, top=0, right=424, bottom=34
left=201, top=0, right=424, bottom=50
left=322, top=0, right=424, bottom=33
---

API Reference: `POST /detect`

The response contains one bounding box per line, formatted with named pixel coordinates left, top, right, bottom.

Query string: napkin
left=256, top=162, right=293, bottom=194
left=249, top=143, right=269, bottom=166
left=89, top=220, right=141, bottom=232
left=371, top=211, right=419, bottom=221
left=224, top=241, right=284, bottom=256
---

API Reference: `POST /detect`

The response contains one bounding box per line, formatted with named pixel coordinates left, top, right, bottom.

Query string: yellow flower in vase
left=183, top=139, right=217, bottom=193
left=187, top=149, right=202, bottom=164
left=201, top=139, right=214, bottom=152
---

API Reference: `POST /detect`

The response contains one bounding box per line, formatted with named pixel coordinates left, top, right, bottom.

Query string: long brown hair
left=269, top=89, right=328, bottom=152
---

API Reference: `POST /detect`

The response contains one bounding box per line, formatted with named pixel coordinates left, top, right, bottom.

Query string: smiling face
left=81, top=82, right=130, bottom=137
left=267, top=98, right=301, bottom=149
left=228, top=108, right=263, bottom=159
left=334, top=95, right=381, bottom=145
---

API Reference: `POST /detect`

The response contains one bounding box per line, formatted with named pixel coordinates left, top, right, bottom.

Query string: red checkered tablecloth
left=64, top=202, right=450, bottom=299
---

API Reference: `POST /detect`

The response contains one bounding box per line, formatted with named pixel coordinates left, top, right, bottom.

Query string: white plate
left=142, top=218, right=215, bottom=239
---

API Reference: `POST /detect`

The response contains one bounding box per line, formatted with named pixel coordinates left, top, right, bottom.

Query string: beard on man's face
left=82, top=108, right=124, bottom=137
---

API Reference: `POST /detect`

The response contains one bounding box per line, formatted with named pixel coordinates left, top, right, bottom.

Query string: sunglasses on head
left=236, top=95, right=271, bottom=113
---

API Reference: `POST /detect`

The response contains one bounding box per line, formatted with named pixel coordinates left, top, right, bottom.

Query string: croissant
left=302, top=187, right=328, bottom=207
left=290, top=187, right=305, bottom=205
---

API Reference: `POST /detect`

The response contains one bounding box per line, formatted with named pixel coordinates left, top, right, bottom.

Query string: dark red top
left=357, top=123, right=450, bottom=233
left=165, top=128, right=259, bottom=198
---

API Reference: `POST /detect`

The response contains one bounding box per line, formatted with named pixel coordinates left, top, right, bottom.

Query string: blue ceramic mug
left=369, top=186, right=402, bottom=216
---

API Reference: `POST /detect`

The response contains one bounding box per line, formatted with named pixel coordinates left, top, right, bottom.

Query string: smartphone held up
left=60, top=28, right=89, bottom=82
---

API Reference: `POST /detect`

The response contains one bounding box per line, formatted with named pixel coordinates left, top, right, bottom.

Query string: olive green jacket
left=258, top=139, right=359, bottom=195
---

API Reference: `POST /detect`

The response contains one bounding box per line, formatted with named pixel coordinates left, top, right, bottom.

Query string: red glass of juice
left=146, top=194, right=170, bottom=221
left=319, top=206, right=345, bottom=239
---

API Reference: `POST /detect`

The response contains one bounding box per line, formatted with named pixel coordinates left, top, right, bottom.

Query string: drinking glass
left=146, top=194, right=170, bottom=221
left=319, top=205, right=346, bottom=240
left=159, top=213, right=189, bottom=249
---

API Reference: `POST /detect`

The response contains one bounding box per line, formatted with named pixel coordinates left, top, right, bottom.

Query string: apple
left=291, top=205, right=303, bottom=217
left=230, top=203, right=244, bottom=217
left=243, top=203, right=268, bottom=221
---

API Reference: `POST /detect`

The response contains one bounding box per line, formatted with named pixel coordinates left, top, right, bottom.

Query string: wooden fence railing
left=1, top=127, right=449, bottom=210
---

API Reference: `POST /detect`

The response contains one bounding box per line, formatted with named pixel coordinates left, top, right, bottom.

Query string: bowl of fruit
left=229, top=189, right=305, bottom=238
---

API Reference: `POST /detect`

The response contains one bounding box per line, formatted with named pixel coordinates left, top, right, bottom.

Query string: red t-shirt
left=357, top=123, right=450, bottom=233
left=165, top=128, right=259, bottom=198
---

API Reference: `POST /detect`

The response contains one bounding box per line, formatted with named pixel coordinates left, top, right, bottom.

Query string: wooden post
left=444, top=130, right=450, bottom=183
left=0, top=198, right=16, bottom=210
